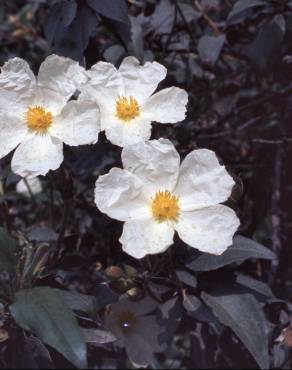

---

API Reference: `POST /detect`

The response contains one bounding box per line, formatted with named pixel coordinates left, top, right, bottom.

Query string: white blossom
left=0, top=55, right=100, bottom=178
left=94, top=139, right=240, bottom=258
left=80, top=56, right=188, bottom=147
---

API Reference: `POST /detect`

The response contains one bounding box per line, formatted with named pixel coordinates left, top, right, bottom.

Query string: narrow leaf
left=0, top=227, right=18, bottom=272
left=202, top=291, right=269, bottom=369
left=183, top=294, right=201, bottom=312
left=187, top=235, right=276, bottom=272
left=10, top=287, right=87, bottom=369
left=61, top=290, right=98, bottom=319
left=176, top=270, right=197, bottom=288
left=227, top=0, right=266, bottom=24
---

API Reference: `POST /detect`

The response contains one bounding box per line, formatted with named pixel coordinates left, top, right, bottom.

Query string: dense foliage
left=0, top=0, right=292, bottom=368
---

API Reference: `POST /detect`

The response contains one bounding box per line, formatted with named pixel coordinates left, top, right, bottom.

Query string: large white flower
left=0, top=54, right=100, bottom=178
left=80, top=56, right=188, bottom=147
left=94, top=139, right=240, bottom=258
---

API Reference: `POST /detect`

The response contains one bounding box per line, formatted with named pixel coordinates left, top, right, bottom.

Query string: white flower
left=79, top=56, right=188, bottom=147
left=0, top=54, right=100, bottom=178
left=16, top=176, right=42, bottom=197
left=94, top=139, right=240, bottom=259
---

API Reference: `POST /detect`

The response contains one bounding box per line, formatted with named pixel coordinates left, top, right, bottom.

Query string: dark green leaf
left=247, top=16, right=284, bottom=70
left=159, top=297, right=179, bottom=319
left=235, top=274, right=274, bottom=298
left=227, top=0, right=266, bottom=24
left=183, top=294, right=201, bottom=312
left=198, top=34, right=226, bottom=65
left=176, top=270, right=197, bottom=288
left=61, top=290, right=98, bottom=319
left=187, top=235, right=276, bottom=272
left=10, top=287, right=87, bottom=369
left=27, top=226, right=58, bottom=242
left=44, top=1, right=77, bottom=44
left=202, top=291, right=269, bottom=369
left=54, top=6, right=98, bottom=62
left=82, top=328, right=116, bottom=345
left=0, top=227, right=18, bottom=272
left=87, top=0, right=129, bottom=25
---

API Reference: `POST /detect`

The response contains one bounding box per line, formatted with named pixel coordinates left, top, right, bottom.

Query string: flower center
left=115, top=96, right=140, bottom=122
left=151, top=190, right=180, bottom=223
left=24, top=106, right=52, bottom=133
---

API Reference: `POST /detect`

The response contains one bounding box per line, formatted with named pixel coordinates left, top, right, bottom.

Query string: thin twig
left=194, top=0, right=222, bottom=36
left=23, top=177, right=37, bottom=207
left=48, top=172, right=55, bottom=229
left=197, top=116, right=262, bottom=139
left=56, top=199, right=72, bottom=258
left=252, top=138, right=292, bottom=144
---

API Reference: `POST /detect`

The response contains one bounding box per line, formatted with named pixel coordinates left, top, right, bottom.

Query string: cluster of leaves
left=0, top=0, right=292, bottom=369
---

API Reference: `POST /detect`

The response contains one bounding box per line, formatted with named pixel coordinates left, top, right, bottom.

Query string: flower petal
left=175, top=149, right=235, bottom=210
left=0, top=58, right=36, bottom=112
left=120, top=218, right=174, bottom=258
left=16, top=176, right=42, bottom=197
left=175, top=205, right=240, bottom=255
left=94, top=168, right=149, bottom=222
left=79, top=61, right=122, bottom=103
left=122, top=138, right=180, bottom=194
left=143, top=87, right=188, bottom=123
left=103, top=114, right=152, bottom=147
left=50, top=100, right=100, bottom=146
left=119, top=56, right=167, bottom=103
left=87, top=61, right=119, bottom=87
left=0, top=113, right=27, bottom=159
left=37, top=54, right=87, bottom=102
left=11, top=134, right=63, bottom=177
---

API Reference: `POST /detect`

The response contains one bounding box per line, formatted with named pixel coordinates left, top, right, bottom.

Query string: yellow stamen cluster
left=24, top=106, right=52, bottom=133
left=151, top=190, right=180, bottom=223
left=115, top=96, right=140, bottom=122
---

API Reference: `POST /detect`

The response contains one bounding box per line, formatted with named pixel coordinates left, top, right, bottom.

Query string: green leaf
left=0, top=227, right=18, bottom=272
left=183, top=294, right=201, bottom=313
left=236, top=274, right=274, bottom=299
left=87, top=0, right=129, bottom=25
left=227, top=0, right=266, bottom=24
left=176, top=270, right=197, bottom=288
left=202, top=291, right=269, bottom=369
left=247, top=16, right=284, bottom=70
left=198, top=34, right=226, bottom=65
left=61, top=290, right=98, bottom=319
left=187, top=235, right=276, bottom=272
left=10, top=287, right=87, bottom=369
left=82, top=328, right=116, bottom=345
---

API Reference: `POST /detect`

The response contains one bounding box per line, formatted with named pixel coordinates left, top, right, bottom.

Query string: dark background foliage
left=0, top=0, right=292, bottom=368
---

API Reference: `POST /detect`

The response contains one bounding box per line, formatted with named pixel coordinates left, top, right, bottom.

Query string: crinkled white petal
left=0, top=58, right=36, bottom=113
left=120, top=218, right=174, bottom=259
left=26, top=86, right=70, bottom=116
left=87, top=61, right=118, bottom=87
left=143, top=87, right=188, bottom=123
left=0, top=113, right=27, bottom=159
left=94, top=168, right=149, bottom=222
left=122, top=138, right=180, bottom=194
left=16, top=176, right=42, bottom=197
left=119, top=56, right=167, bottom=103
left=50, top=100, right=100, bottom=146
left=175, top=149, right=235, bottom=210
left=37, top=54, right=87, bottom=102
left=11, top=134, right=63, bottom=178
left=175, top=205, right=240, bottom=255
left=103, top=113, right=152, bottom=147
left=79, top=61, right=122, bottom=104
